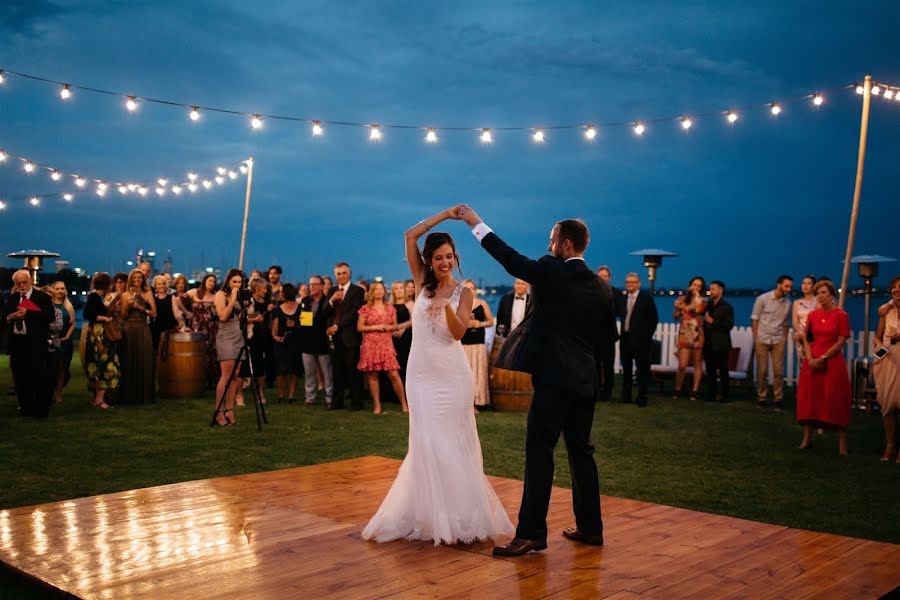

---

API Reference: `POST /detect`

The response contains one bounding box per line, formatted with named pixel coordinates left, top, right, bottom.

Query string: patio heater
left=629, top=249, right=678, bottom=296
left=7, top=249, right=60, bottom=285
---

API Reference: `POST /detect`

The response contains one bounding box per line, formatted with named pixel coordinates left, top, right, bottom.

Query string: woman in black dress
left=151, top=275, right=179, bottom=357
left=241, top=278, right=271, bottom=405
left=271, top=283, right=303, bottom=403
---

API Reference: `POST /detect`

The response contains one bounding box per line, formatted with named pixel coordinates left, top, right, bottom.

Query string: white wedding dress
left=362, top=284, right=514, bottom=545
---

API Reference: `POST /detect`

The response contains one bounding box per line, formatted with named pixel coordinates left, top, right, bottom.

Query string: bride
left=362, top=206, right=514, bottom=546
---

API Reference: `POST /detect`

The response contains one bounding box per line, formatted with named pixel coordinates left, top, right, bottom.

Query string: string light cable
left=0, top=68, right=872, bottom=143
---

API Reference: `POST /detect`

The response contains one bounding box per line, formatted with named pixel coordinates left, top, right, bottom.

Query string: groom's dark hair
left=556, top=219, right=589, bottom=253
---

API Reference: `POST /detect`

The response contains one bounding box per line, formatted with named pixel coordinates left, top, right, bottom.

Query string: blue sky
left=1, top=1, right=899, bottom=288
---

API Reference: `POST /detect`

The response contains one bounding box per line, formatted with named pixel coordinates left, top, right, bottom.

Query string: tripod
left=210, top=301, right=268, bottom=431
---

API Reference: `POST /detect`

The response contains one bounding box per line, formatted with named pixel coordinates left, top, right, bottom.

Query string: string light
left=480, top=128, right=493, bottom=144
left=856, top=85, right=864, bottom=95
left=885, top=90, right=895, bottom=100
left=118, top=185, right=127, bottom=194
left=157, top=178, right=168, bottom=186
left=0, top=151, right=6, bottom=162
left=172, top=186, right=182, bottom=195
left=0, top=201, right=5, bottom=211
left=633, top=122, right=646, bottom=136
left=312, top=121, right=323, bottom=136
left=96, top=187, right=106, bottom=197
left=215, top=176, right=224, bottom=185
left=532, top=128, right=545, bottom=143
left=63, top=194, right=73, bottom=202
left=188, top=183, right=198, bottom=192
left=216, top=167, right=226, bottom=175
left=872, top=86, right=881, bottom=96
left=425, top=128, right=438, bottom=143
left=127, top=184, right=137, bottom=191
left=189, top=107, right=200, bottom=121
left=30, top=197, right=40, bottom=206
left=239, top=165, right=248, bottom=174
left=202, top=180, right=212, bottom=189
left=125, top=96, right=138, bottom=112
left=228, top=170, right=237, bottom=179
left=250, top=114, right=263, bottom=130
left=23, top=161, right=35, bottom=173
left=51, top=170, right=61, bottom=181
left=770, top=103, right=782, bottom=116
left=155, top=187, right=165, bottom=196
left=813, top=94, right=824, bottom=106
left=97, top=183, right=108, bottom=192
left=75, top=177, right=86, bottom=187
left=584, top=126, right=597, bottom=140
left=0, top=70, right=4, bottom=84
left=59, top=85, right=71, bottom=100
left=138, top=187, right=148, bottom=196
left=187, top=172, right=197, bottom=181
left=369, top=125, right=383, bottom=141
left=680, top=117, right=693, bottom=130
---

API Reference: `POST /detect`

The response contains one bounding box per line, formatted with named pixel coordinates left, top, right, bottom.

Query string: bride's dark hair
left=421, top=232, right=462, bottom=298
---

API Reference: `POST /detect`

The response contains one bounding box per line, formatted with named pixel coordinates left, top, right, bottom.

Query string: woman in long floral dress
left=673, top=276, right=707, bottom=400
left=189, top=273, right=220, bottom=388
left=83, top=273, right=120, bottom=409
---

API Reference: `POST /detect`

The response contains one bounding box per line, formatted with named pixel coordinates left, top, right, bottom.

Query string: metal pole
left=839, top=76, right=872, bottom=308
left=238, top=157, right=254, bottom=271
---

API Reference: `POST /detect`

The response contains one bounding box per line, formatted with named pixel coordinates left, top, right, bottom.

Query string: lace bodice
left=412, top=284, right=464, bottom=343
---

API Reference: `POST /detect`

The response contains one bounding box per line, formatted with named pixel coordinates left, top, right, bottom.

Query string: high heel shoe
left=224, top=409, right=236, bottom=426
left=690, top=389, right=700, bottom=401
left=881, top=445, right=895, bottom=462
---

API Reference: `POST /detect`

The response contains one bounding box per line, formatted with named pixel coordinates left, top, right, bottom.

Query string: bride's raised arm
left=404, top=206, right=463, bottom=285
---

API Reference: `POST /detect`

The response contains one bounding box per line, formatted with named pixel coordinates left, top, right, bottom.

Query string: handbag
left=493, top=312, right=538, bottom=374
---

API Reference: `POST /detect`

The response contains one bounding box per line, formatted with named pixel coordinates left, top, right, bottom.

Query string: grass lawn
left=1, top=355, right=898, bottom=544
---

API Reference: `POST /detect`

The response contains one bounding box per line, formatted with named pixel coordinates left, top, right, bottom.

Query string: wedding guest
left=119, top=269, right=156, bottom=404
left=327, top=262, right=366, bottom=410
left=596, top=266, right=620, bottom=401
left=163, top=272, right=175, bottom=295
left=323, top=276, right=334, bottom=296
left=792, top=275, right=817, bottom=362
left=172, top=274, right=193, bottom=330
left=138, top=261, right=152, bottom=282
left=703, top=281, right=734, bottom=403
left=268, top=265, right=284, bottom=304
left=461, top=279, right=494, bottom=412
left=272, top=283, right=303, bottom=403
left=673, top=276, right=707, bottom=400
left=41, top=285, right=65, bottom=410
left=298, top=283, right=310, bottom=301
left=82, top=273, right=119, bottom=409
left=49, top=281, right=76, bottom=403
left=405, top=279, right=416, bottom=303
left=2, top=270, right=54, bottom=417
left=357, top=279, right=370, bottom=294
left=357, top=281, right=408, bottom=414
left=300, top=275, right=334, bottom=406
left=752, top=275, right=794, bottom=409
left=618, top=272, right=659, bottom=407
left=213, top=269, right=245, bottom=426
left=241, top=278, right=270, bottom=405
left=390, top=280, right=414, bottom=383
left=104, top=272, right=129, bottom=378
left=873, top=276, right=900, bottom=463
left=496, top=278, right=530, bottom=336
left=150, top=275, right=178, bottom=356
left=267, top=266, right=284, bottom=387
left=797, top=280, right=851, bottom=455
left=189, top=273, right=219, bottom=388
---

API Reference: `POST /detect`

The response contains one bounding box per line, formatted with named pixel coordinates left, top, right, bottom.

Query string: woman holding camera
left=119, top=268, right=157, bottom=405
left=797, top=280, right=852, bottom=455
left=213, top=269, right=246, bottom=426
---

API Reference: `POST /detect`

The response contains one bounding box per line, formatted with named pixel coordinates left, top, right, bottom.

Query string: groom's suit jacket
left=482, top=232, right=616, bottom=398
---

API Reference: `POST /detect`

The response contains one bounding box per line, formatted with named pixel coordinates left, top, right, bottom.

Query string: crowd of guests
left=4, top=259, right=899, bottom=460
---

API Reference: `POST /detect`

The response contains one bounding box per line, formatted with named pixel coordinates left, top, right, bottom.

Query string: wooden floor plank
left=1, top=456, right=897, bottom=599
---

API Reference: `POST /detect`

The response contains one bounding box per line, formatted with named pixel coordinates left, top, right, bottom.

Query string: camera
left=237, top=285, right=254, bottom=304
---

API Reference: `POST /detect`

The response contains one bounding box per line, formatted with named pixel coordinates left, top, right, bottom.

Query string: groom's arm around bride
left=458, top=205, right=613, bottom=556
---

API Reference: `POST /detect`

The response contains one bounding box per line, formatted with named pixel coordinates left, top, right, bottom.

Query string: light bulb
left=228, top=171, right=237, bottom=179
left=23, top=162, right=35, bottom=173
left=532, top=129, right=545, bottom=143
left=125, top=96, right=138, bottom=112
left=63, top=194, right=73, bottom=202
left=202, top=180, right=212, bottom=189
left=96, top=187, right=106, bottom=197
left=190, top=107, right=200, bottom=121
left=856, top=85, right=864, bottom=95
left=158, top=178, right=168, bottom=186
left=770, top=103, right=782, bottom=116
left=250, top=114, right=263, bottom=129
left=97, top=183, right=107, bottom=191
left=127, top=184, right=137, bottom=191
left=60, top=85, right=71, bottom=100
left=188, top=183, right=198, bottom=192
left=239, top=165, right=248, bottom=174
left=30, top=197, right=40, bottom=206
left=480, top=128, right=493, bottom=144
left=51, top=171, right=61, bottom=181
left=75, top=177, right=86, bottom=187
left=312, top=121, right=323, bottom=136
left=0, top=201, right=5, bottom=211
left=172, top=186, right=182, bottom=195
left=138, top=187, right=148, bottom=196
left=884, top=90, right=894, bottom=100
left=425, top=128, right=438, bottom=143
left=726, top=111, right=739, bottom=124
left=584, top=126, right=597, bottom=140
left=155, top=187, right=165, bottom=196
left=680, top=117, right=693, bottom=130
left=118, top=185, right=128, bottom=194
left=633, top=122, right=645, bottom=136
left=215, top=176, right=224, bottom=185
left=872, top=86, right=881, bottom=96
left=0, top=150, right=6, bottom=162
left=0, top=70, right=4, bottom=84
left=187, top=172, right=197, bottom=181
left=813, top=94, right=824, bottom=106
left=369, top=125, right=382, bottom=141
left=896, top=92, right=900, bottom=103
left=217, top=167, right=226, bottom=175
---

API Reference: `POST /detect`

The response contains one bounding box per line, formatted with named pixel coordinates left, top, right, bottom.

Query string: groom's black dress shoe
left=562, top=527, right=604, bottom=546
left=492, top=537, right=547, bottom=557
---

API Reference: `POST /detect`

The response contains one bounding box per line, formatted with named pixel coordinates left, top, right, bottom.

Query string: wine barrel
left=157, top=332, right=208, bottom=397
left=489, top=336, right=533, bottom=411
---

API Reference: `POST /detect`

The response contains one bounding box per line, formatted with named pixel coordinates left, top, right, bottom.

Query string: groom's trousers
left=516, top=385, right=603, bottom=543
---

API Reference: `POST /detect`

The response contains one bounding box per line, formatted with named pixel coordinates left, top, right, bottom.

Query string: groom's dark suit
left=481, top=230, right=614, bottom=543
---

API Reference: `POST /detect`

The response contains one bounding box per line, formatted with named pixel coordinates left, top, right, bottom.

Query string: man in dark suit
left=596, top=266, right=621, bottom=401
left=703, top=280, right=735, bottom=403
left=461, top=207, right=614, bottom=557
left=326, top=262, right=366, bottom=410
left=495, top=278, right=531, bottom=336
left=618, top=272, right=659, bottom=407
left=2, top=270, right=54, bottom=418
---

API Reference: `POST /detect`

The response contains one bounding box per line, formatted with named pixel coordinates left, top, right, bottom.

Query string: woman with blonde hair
left=119, top=268, right=156, bottom=404
left=873, top=275, right=900, bottom=463
left=357, top=281, right=408, bottom=414
left=49, top=280, right=76, bottom=402
left=461, top=279, right=494, bottom=412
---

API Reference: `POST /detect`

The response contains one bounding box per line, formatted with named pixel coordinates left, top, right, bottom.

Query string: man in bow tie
left=2, top=270, right=55, bottom=418
left=496, top=278, right=531, bottom=337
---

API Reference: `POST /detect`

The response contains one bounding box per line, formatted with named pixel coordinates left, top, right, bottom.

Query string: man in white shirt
left=496, top=279, right=530, bottom=336
left=751, top=275, right=793, bottom=409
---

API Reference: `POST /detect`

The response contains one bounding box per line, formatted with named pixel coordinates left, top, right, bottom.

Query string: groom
left=460, top=206, right=615, bottom=556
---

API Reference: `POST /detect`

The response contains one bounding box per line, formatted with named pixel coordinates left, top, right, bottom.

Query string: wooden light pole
left=238, top=157, right=254, bottom=271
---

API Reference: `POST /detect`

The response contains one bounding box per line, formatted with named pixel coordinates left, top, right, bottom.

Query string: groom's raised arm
left=471, top=222, right=547, bottom=286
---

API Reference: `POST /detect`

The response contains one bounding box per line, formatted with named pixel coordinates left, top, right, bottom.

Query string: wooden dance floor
left=1, top=456, right=897, bottom=599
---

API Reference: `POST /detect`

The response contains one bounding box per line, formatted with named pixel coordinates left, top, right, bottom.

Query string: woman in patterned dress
left=189, top=273, right=219, bottom=388
left=461, top=279, right=494, bottom=412
left=83, top=273, right=120, bottom=409
left=673, top=276, right=707, bottom=400
left=358, top=281, right=408, bottom=414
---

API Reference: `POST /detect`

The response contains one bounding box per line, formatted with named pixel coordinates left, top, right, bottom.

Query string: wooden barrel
left=489, top=336, right=533, bottom=411
left=157, top=332, right=208, bottom=397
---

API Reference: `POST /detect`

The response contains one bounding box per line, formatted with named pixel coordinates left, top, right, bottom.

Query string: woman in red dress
left=358, top=281, right=409, bottom=415
left=797, top=280, right=852, bottom=455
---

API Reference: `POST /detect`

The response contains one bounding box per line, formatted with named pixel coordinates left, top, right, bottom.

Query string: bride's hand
left=445, top=205, right=466, bottom=220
